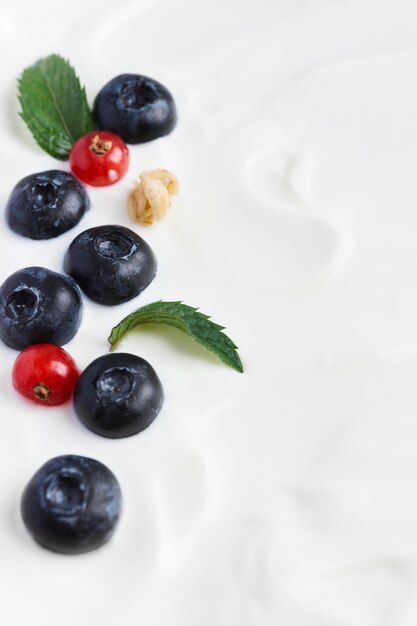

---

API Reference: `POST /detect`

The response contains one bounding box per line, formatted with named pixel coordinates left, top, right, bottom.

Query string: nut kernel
left=127, top=168, right=179, bottom=225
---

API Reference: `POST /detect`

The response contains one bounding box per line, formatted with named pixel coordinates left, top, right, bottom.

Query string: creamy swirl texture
left=1, top=0, right=417, bottom=624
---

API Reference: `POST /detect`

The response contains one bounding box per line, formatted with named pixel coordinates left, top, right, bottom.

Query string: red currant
left=69, top=131, right=130, bottom=187
left=12, top=344, right=79, bottom=406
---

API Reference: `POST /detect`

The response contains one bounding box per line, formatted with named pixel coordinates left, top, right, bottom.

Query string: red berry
left=12, top=344, right=79, bottom=406
left=69, top=131, right=129, bottom=187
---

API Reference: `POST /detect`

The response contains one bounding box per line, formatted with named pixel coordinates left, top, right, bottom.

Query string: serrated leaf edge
left=108, top=301, right=243, bottom=373
left=17, top=53, right=94, bottom=160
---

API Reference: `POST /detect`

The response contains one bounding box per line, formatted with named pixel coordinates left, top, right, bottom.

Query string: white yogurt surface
left=1, top=0, right=417, bottom=623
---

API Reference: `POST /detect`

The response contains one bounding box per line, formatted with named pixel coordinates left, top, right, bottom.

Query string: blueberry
left=74, top=353, right=164, bottom=438
left=0, top=267, right=82, bottom=350
left=21, top=455, right=121, bottom=554
left=63, top=224, right=157, bottom=305
left=93, top=74, right=177, bottom=144
left=6, top=170, right=90, bottom=240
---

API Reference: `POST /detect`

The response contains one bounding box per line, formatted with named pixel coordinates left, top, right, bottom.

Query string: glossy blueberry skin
left=0, top=267, right=82, bottom=350
left=6, top=170, right=90, bottom=240
left=63, top=224, right=157, bottom=305
left=74, top=353, right=164, bottom=438
left=21, top=455, right=122, bottom=555
left=93, top=74, right=177, bottom=144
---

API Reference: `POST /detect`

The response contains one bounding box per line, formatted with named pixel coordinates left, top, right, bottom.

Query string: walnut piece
left=127, top=168, right=179, bottom=225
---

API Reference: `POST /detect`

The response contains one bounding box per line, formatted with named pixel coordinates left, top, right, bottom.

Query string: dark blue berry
left=6, top=170, right=90, bottom=240
left=93, top=74, right=177, bottom=144
left=63, top=225, right=156, bottom=305
left=21, top=455, right=121, bottom=554
left=74, top=353, right=164, bottom=438
left=0, top=267, right=82, bottom=350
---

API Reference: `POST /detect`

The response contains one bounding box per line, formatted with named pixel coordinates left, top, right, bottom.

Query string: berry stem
left=33, top=383, right=51, bottom=401
left=89, top=134, right=112, bottom=155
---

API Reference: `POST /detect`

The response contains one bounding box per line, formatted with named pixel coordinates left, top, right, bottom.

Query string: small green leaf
left=18, top=54, right=94, bottom=160
left=108, top=301, right=243, bottom=373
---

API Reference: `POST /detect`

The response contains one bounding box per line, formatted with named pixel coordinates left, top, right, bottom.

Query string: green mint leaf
left=18, top=54, right=94, bottom=160
left=108, top=301, right=243, bottom=373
